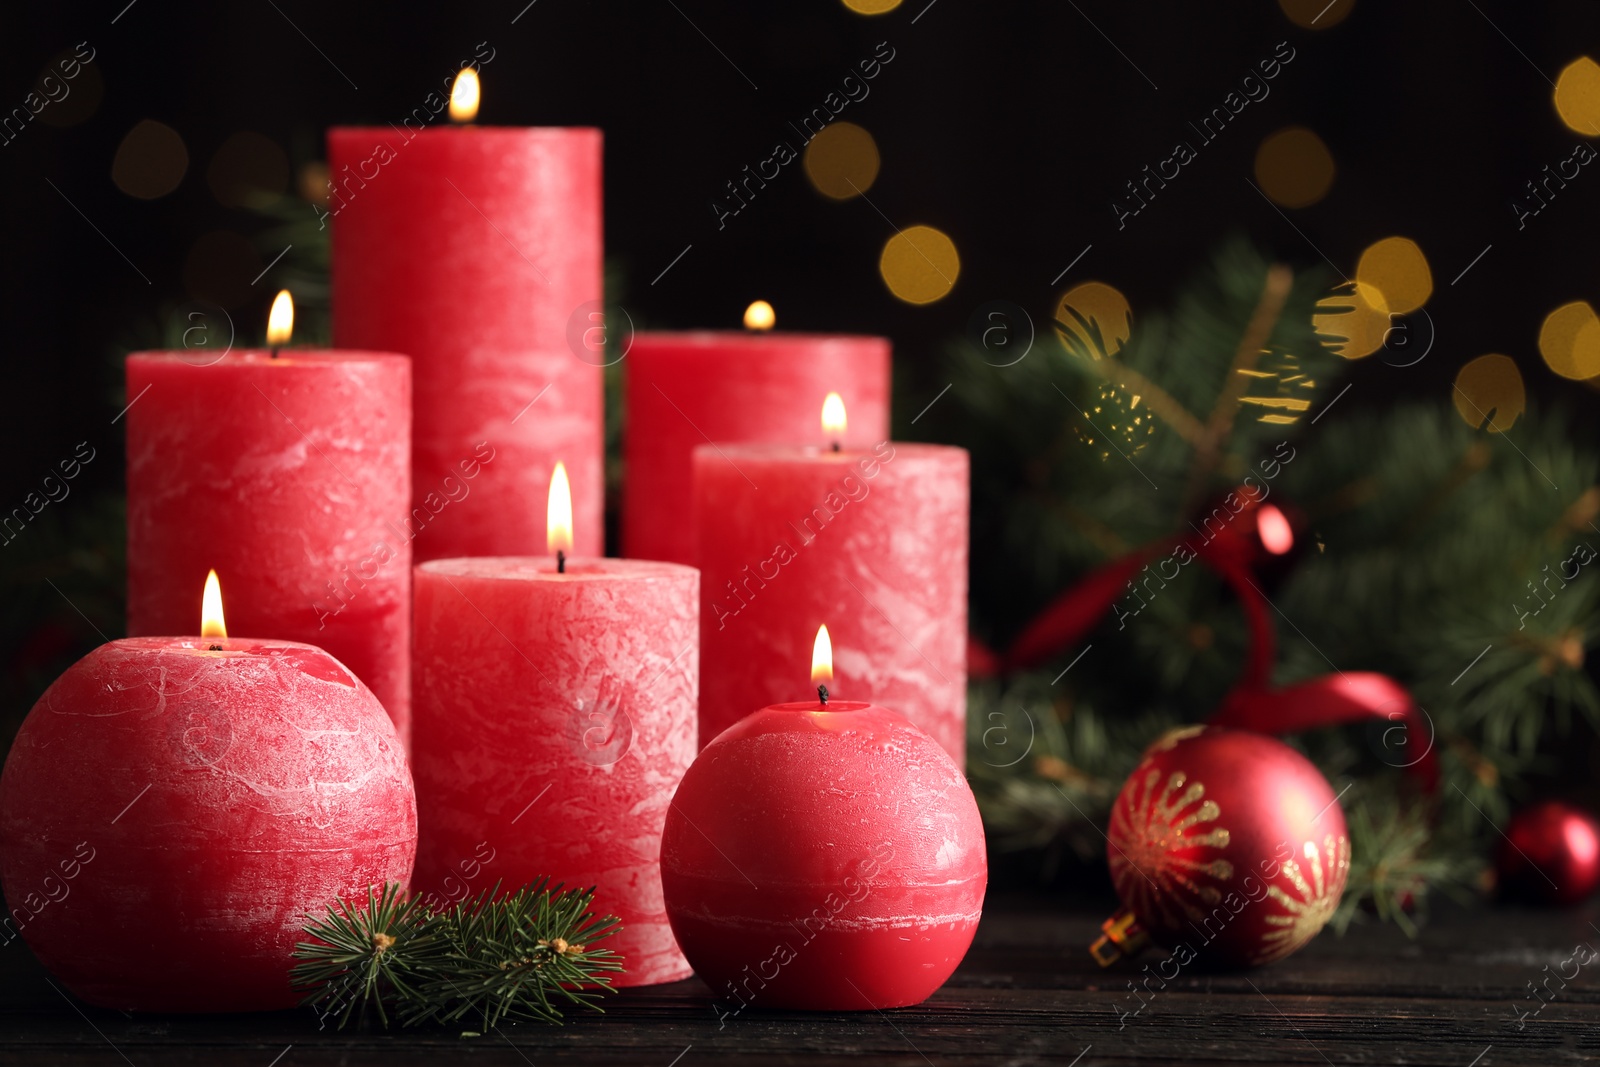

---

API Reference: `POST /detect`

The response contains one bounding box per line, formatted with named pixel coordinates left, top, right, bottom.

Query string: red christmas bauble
left=1497, top=800, right=1600, bottom=906
left=1098, top=725, right=1349, bottom=968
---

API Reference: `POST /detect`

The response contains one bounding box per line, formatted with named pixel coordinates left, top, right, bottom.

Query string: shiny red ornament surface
left=1497, top=800, right=1600, bottom=906
left=661, top=701, right=986, bottom=1011
left=1102, top=725, right=1348, bottom=968
left=0, top=638, right=416, bottom=1011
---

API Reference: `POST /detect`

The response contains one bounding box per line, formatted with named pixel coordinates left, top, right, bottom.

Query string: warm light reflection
left=1355, top=237, right=1432, bottom=316
left=811, top=624, right=834, bottom=685
left=201, top=569, right=227, bottom=639
left=821, top=392, right=847, bottom=439
left=743, top=300, right=775, bottom=331
left=1538, top=301, right=1600, bottom=381
left=450, top=68, right=481, bottom=123
left=1452, top=354, right=1525, bottom=434
left=266, top=289, right=294, bottom=348
left=1257, top=504, right=1294, bottom=555
left=547, top=462, right=573, bottom=556
left=879, top=225, right=960, bottom=305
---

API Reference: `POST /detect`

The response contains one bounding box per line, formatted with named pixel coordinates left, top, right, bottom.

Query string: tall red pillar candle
left=126, top=349, right=413, bottom=744
left=329, top=114, right=602, bottom=560
left=412, top=557, right=698, bottom=986
left=693, top=435, right=969, bottom=763
left=0, top=634, right=416, bottom=1012
left=661, top=696, right=987, bottom=1011
left=624, top=328, right=890, bottom=565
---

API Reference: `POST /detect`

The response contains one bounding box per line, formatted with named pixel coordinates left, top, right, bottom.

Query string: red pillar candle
left=693, top=408, right=969, bottom=763
left=126, top=339, right=413, bottom=745
left=329, top=82, right=602, bottom=561
left=0, top=580, right=415, bottom=1012
left=624, top=321, right=890, bottom=566
left=411, top=477, right=698, bottom=987
left=661, top=637, right=986, bottom=1011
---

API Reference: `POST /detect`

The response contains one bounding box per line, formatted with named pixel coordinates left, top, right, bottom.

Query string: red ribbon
left=998, top=491, right=1439, bottom=792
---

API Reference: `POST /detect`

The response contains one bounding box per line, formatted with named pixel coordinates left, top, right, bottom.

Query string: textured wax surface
left=694, top=443, right=969, bottom=764
left=661, top=702, right=986, bottom=1010
left=412, top=557, right=698, bottom=987
left=623, top=332, right=890, bottom=566
left=329, top=127, right=602, bottom=560
left=0, top=638, right=417, bottom=1012
left=1107, top=725, right=1350, bottom=967
left=126, top=351, right=413, bottom=746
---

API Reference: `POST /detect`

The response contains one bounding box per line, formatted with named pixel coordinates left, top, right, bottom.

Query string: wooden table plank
left=3, top=893, right=1597, bottom=1065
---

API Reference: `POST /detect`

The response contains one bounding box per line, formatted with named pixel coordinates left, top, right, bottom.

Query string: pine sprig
left=291, top=880, right=623, bottom=1031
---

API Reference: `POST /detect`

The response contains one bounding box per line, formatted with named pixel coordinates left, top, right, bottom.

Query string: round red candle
left=693, top=441, right=970, bottom=764
left=412, top=556, right=698, bottom=986
left=0, top=636, right=416, bottom=1012
left=329, top=124, right=602, bottom=560
left=624, top=330, right=890, bottom=566
left=661, top=698, right=987, bottom=1011
left=126, top=349, right=413, bottom=745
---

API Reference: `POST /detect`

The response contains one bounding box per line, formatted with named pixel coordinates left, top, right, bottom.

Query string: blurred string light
left=840, top=0, right=902, bottom=12
left=1453, top=354, right=1525, bottom=433
left=804, top=121, right=880, bottom=200
left=1278, top=0, right=1353, bottom=29
left=1539, top=301, right=1600, bottom=380
left=112, top=119, right=187, bottom=199
left=1554, top=56, right=1600, bottom=136
left=1254, top=126, right=1335, bottom=208
left=879, top=225, right=959, bottom=304
left=1052, top=283, right=1152, bottom=458
left=1313, top=237, right=1432, bottom=359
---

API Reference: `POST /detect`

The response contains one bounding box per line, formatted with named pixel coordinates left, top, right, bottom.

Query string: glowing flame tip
left=743, top=300, right=775, bottom=331
left=200, top=569, right=227, bottom=639
left=810, top=623, right=833, bottom=685
left=821, top=392, right=847, bottom=439
left=267, top=290, right=294, bottom=348
left=450, top=67, right=481, bottom=123
left=547, top=461, right=573, bottom=556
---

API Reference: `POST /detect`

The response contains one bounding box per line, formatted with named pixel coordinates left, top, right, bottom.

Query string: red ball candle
left=329, top=75, right=602, bottom=562
left=693, top=403, right=969, bottom=764
left=661, top=631, right=986, bottom=1011
left=126, top=323, right=413, bottom=745
left=624, top=319, right=890, bottom=566
left=411, top=468, right=698, bottom=986
left=1497, top=800, right=1600, bottom=906
left=0, top=578, right=415, bottom=1012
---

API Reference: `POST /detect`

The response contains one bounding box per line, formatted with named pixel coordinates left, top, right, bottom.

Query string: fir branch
left=292, top=879, right=622, bottom=1031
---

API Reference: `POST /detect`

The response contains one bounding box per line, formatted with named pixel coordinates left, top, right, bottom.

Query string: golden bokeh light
left=1538, top=301, right=1600, bottom=380
left=803, top=121, right=880, bottom=200
left=743, top=299, right=775, bottom=330
left=1254, top=126, right=1336, bottom=208
left=1313, top=281, right=1391, bottom=360
left=840, top=0, right=902, bottom=12
left=879, top=225, right=960, bottom=305
left=1453, top=354, right=1525, bottom=433
left=112, top=119, right=188, bottom=199
left=1355, top=237, right=1432, bottom=316
left=1554, top=56, right=1600, bottom=136
left=1279, top=0, right=1353, bottom=29
left=1053, top=281, right=1132, bottom=358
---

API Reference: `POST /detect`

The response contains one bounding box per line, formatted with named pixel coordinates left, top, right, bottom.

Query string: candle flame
left=450, top=68, right=481, bottom=123
left=547, top=461, right=574, bottom=556
left=1257, top=503, right=1294, bottom=556
left=811, top=624, right=833, bottom=685
left=821, top=392, right=847, bottom=439
left=267, top=290, right=294, bottom=348
left=743, top=300, right=775, bottom=331
left=201, top=569, right=227, bottom=639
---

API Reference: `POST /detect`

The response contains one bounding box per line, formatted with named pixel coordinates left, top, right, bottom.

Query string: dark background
left=1, top=0, right=1598, bottom=728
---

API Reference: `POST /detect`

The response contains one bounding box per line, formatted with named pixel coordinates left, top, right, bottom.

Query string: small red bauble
left=1094, top=725, right=1349, bottom=968
left=0, top=638, right=417, bottom=1012
left=1497, top=800, right=1600, bottom=906
left=661, top=701, right=986, bottom=1011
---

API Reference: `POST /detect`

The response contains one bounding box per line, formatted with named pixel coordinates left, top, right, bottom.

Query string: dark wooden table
left=4, top=893, right=1598, bottom=1065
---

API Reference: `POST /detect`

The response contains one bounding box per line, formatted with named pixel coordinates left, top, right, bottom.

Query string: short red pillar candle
left=412, top=547, right=699, bottom=987
left=0, top=621, right=416, bottom=1012
left=661, top=683, right=986, bottom=1011
left=693, top=425, right=969, bottom=764
left=329, top=83, right=602, bottom=562
left=624, top=325, right=890, bottom=566
left=126, top=343, right=413, bottom=745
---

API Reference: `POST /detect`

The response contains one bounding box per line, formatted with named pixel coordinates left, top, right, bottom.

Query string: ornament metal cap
left=1089, top=907, right=1151, bottom=967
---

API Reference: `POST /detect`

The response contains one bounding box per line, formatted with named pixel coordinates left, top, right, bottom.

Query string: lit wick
left=817, top=683, right=830, bottom=705
left=557, top=550, right=566, bottom=575
left=810, top=623, right=833, bottom=707
left=821, top=392, right=846, bottom=454
left=267, top=289, right=294, bottom=360
left=548, top=461, right=573, bottom=576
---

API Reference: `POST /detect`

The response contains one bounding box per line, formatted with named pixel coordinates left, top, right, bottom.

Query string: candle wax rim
left=632, top=330, right=890, bottom=346
left=417, top=556, right=697, bottom=582
left=127, top=349, right=410, bottom=367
